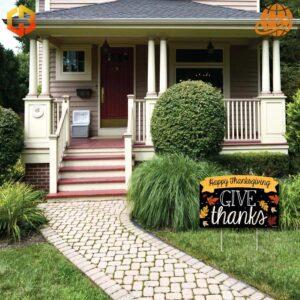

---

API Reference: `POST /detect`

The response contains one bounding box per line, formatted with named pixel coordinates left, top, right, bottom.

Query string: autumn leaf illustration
left=271, top=207, right=277, bottom=213
left=268, top=216, right=277, bottom=226
left=199, top=206, right=209, bottom=219
left=203, top=221, right=209, bottom=227
left=269, top=194, right=279, bottom=205
left=259, top=200, right=269, bottom=211
left=207, top=196, right=219, bottom=206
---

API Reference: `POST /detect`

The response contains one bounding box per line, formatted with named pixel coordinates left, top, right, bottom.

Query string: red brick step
left=58, top=177, right=125, bottom=185
left=47, top=189, right=127, bottom=199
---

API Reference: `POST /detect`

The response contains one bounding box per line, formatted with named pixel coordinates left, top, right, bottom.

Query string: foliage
left=151, top=81, right=226, bottom=160
left=17, top=52, right=29, bottom=102
left=0, top=244, right=109, bottom=299
left=0, top=159, right=25, bottom=186
left=157, top=229, right=300, bottom=300
left=213, top=152, right=292, bottom=178
left=0, top=182, right=46, bottom=241
left=280, top=175, right=300, bottom=230
left=128, top=154, right=224, bottom=231
left=0, top=106, right=24, bottom=178
left=15, top=0, right=36, bottom=53
left=261, top=0, right=300, bottom=102
left=0, top=45, right=23, bottom=112
left=286, top=90, right=300, bottom=155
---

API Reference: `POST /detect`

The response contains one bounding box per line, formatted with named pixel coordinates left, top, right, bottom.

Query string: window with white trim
left=56, top=46, right=92, bottom=81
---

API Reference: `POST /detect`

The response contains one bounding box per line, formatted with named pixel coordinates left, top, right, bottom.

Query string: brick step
left=47, top=189, right=127, bottom=200
left=63, top=155, right=126, bottom=161
left=64, top=149, right=125, bottom=155
left=60, top=166, right=125, bottom=172
left=58, top=177, right=125, bottom=185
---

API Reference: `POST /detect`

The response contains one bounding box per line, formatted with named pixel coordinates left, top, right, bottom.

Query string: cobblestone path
left=41, top=200, right=272, bottom=300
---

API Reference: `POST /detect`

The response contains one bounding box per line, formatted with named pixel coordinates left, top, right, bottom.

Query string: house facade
left=14, top=0, right=299, bottom=199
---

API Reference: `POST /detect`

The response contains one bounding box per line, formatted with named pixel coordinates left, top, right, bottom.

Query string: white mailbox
left=71, top=110, right=90, bottom=138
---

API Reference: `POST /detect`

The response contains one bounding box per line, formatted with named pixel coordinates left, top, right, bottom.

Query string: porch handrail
left=224, top=98, right=261, bottom=141
left=49, top=95, right=70, bottom=194
left=124, top=95, right=135, bottom=188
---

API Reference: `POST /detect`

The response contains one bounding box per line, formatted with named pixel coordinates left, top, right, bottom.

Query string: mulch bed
left=0, top=232, right=46, bottom=250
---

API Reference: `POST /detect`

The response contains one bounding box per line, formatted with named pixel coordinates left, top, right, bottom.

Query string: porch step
left=57, top=177, right=126, bottom=192
left=62, top=155, right=125, bottom=167
left=47, top=189, right=127, bottom=200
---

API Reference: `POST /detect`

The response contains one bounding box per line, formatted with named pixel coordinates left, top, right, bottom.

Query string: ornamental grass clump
left=128, top=154, right=225, bottom=231
left=280, top=175, right=300, bottom=230
left=0, top=182, right=47, bottom=241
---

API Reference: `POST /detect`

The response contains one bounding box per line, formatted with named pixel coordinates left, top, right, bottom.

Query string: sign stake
left=256, top=229, right=259, bottom=251
left=220, top=228, right=223, bottom=252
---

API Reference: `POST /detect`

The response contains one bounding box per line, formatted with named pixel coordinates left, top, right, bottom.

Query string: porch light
left=207, top=40, right=214, bottom=55
left=102, top=39, right=110, bottom=55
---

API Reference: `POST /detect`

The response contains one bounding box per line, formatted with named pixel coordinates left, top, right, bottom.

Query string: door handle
left=101, top=87, right=104, bottom=104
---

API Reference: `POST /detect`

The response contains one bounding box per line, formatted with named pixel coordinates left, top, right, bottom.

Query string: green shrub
left=0, top=159, right=25, bottom=186
left=286, top=90, right=300, bottom=155
left=128, top=154, right=224, bottom=231
left=0, top=106, right=24, bottom=178
left=280, top=175, right=300, bottom=229
left=0, top=182, right=46, bottom=241
left=213, top=152, right=292, bottom=178
left=151, top=81, right=226, bottom=159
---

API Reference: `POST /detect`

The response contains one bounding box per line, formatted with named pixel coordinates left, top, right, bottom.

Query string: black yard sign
left=199, top=175, right=279, bottom=228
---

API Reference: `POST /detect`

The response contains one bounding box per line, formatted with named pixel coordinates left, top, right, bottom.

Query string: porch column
left=159, top=38, right=168, bottom=96
left=147, top=37, right=156, bottom=97
left=41, top=38, right=50, bottom=97
left=261, top=39, right=270, bottom=94
left=28, top=39, right=38, bottom=97
left=272, top=39, right=282, bottom=94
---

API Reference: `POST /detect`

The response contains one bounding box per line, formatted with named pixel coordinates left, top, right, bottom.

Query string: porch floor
left=69, top=138, right=124, bottom=149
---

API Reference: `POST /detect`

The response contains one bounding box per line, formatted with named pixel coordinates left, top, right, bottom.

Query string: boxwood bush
left=0, top=106, right=24, bottom=181
left=128, top=154, right=225, bottom=231
left=286, top=89, right=300, bottom=155
left=151, top=81, right=225, bottom=159
left=213, top=152, right=292, bottom=178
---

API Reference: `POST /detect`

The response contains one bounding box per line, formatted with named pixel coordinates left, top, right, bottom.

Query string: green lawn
left=0, top=243, right=109, bottom=300
left=156, top=229, right=300, bottom=300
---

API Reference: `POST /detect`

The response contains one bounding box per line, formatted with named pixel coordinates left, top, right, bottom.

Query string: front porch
left=23, top=28, right=288, bottom=195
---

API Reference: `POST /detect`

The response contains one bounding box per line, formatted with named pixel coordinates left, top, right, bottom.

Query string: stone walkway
left=40, top=200, right=272, bottom=300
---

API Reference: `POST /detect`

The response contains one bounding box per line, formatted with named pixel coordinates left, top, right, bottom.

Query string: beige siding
left=196, top=0, right=258, bottom=11
left=49, top=45, right=99, bottom=136
left=50, top=0, right=116, bottom=10
left=230, top=46, right=259, bottom=98
left=39, top=0, right=45, bottom=12
left=46, top=0, right=258, bottom=11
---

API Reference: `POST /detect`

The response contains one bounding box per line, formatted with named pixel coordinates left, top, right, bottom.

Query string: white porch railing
left=134, top=99, right=146, bottom=143
left=49, top=96, right=70, bottom=194
left=224, top=98, right=261, bottom=141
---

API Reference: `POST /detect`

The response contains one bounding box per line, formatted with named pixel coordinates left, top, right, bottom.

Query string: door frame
left=97, top=44, right=136, bottom=135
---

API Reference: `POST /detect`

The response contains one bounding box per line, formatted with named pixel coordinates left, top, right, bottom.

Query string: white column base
left=24, top=96, right=53, bottom=149
left=259, top=94, right=287, bottom=144
left=145, top=95, right=158, bottom=146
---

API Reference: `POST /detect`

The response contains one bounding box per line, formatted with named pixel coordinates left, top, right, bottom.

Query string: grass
left=0, top=243, right=109, bottom=300
left=156, top=229, right=300, bottom=300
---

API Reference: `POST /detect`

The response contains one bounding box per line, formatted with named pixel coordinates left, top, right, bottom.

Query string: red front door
left=100, top=47, right=134, bottom=127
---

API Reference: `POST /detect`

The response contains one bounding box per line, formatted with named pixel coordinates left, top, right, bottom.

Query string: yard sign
left=199, top=175, right=279, bottom=228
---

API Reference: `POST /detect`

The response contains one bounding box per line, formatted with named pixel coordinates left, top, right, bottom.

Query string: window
left=63, top=51, right=85, bottom=72
left=174, top=48, right=224, bottom=92
left=176, top=49, right=223, bottom=63
left=176, top=68, right=223, bottom=90
left=56, top=45, right=92, bottom=81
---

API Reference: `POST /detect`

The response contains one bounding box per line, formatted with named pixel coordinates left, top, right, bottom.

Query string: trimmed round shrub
left=286, top=89, right=300, bottom=155
left=128, top=154, right=226, bottom=231
left=151, top=81, right=225, bottom=159
left=0, top=106, right=24, bottom=176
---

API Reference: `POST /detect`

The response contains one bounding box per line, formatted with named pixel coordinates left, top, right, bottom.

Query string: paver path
left=41, top=200, right=272, bottom=300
